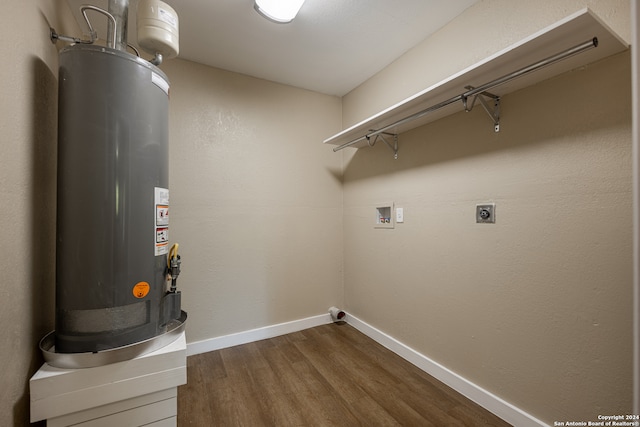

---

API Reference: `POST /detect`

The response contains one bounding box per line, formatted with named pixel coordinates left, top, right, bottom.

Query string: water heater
left=56, top=44, right=173, bottom=353
left=42, top=0, right=185, bottom=365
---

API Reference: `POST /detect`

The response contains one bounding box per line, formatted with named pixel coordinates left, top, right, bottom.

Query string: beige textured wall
left=160, top=59, right=344, bottom=343
left=0, top=1, right=78, bottom=425
left=341, top=0, right=632, bottom=423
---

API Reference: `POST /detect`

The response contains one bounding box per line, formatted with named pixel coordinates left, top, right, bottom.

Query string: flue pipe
left=107, top=0, right=129, bottom=51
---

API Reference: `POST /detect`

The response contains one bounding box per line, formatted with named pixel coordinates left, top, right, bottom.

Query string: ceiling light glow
left=254, top=0, right=306, bottom=23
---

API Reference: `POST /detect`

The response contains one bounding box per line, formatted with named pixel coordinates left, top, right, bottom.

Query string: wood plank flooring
left=177, top=323, right=512, bottom=426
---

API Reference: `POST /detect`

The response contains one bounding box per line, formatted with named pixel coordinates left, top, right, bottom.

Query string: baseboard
left=345, top=313, right=548, bottom=427
left=186, top=313, right=331, bottom=356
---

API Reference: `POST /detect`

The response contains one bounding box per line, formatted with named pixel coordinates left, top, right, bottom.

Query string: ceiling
left=65, top=0, right=479, bottom=96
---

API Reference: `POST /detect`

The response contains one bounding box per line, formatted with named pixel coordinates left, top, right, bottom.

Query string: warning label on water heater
left=133, top=281, right=150, bottom=299
left=155, top=187, right=169, bottom=256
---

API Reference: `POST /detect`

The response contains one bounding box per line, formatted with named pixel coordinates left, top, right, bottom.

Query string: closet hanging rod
left=333, top=37, right=599, bottom=153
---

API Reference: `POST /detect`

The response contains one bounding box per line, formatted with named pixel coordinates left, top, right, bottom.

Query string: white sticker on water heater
left=155, top=187, right=169, bottom=256
left=152, top=72, right=170, bottom=96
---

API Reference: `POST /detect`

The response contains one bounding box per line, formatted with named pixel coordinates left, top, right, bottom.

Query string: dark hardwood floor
left=177, top=323, right=512, bottom=426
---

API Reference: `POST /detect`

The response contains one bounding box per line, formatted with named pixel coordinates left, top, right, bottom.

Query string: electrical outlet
left=476, top=203, right=495, bottom=224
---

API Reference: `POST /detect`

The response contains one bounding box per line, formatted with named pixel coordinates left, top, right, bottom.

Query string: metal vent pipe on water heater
left=107, top=0, right=128, bottom=51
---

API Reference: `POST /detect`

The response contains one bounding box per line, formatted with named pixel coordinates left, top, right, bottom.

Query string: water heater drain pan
left=40, top=311, right=187, bottom=369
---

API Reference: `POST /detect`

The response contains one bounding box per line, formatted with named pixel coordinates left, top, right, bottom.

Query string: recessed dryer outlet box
left=476, top=203, right=496, bottom=224
left=375, top=203, right=394, bottom=229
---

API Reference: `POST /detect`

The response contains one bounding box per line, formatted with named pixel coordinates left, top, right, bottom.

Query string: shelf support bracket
left=463, top=86, right=501, bottom=132
left=367, top=131, right=399, bottom=159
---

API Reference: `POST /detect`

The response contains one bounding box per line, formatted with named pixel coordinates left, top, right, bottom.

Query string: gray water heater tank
left=56, top=44, right=171, bottom=353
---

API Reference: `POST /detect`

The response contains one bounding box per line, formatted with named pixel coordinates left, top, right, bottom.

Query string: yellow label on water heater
left=133, top=281, right=150, bottom=299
